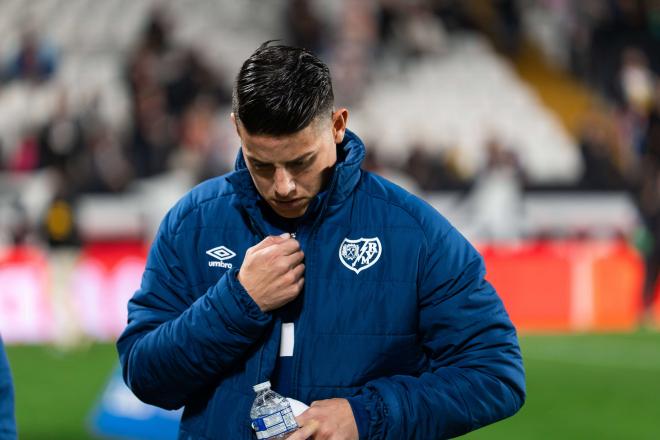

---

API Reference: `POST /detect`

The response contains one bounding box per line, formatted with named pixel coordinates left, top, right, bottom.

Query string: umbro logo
left=206, top=246, right=236, bottom=269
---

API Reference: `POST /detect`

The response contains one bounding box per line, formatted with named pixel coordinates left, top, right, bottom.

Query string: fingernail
left=279, top=232, right=290, bottom=238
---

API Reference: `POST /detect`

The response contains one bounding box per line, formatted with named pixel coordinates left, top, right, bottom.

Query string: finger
left=281, top=265, right=304, bottom=290
left=275, top=238, right=302, bottom=256
left=258, top=238, right=300, bottom=258
left=288, top=419, right=319, bottom=440
left=282, top=250, right=305, bottom=268
left=269, top=254, right=304, bottom=277
left=251, top=234, right=289, bottom=252
left=289, top=262, right=305, bottom=280
left=294, top=408, right=313, bottom=426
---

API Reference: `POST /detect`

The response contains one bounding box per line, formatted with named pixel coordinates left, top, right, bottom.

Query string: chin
left=275, top=208, right=306, bottom=219
left=268, top=198, right=310, bottom=219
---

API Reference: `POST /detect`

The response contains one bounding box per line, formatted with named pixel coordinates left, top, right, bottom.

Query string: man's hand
left=238, top=234, right=304, bottom=312
left=288, top=398, right=358, bottom=440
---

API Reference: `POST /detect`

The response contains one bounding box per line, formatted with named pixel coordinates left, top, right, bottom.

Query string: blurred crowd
left=549, top=0, right=660, bottom=316
left=0, top=0, right=532, bottom=184
left=0, top=0, right=658, bottom=248
left=0, top=0, right=525, bottom=245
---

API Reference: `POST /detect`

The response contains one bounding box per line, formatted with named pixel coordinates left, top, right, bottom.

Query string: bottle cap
left=253, top=381, right=271, bottom=392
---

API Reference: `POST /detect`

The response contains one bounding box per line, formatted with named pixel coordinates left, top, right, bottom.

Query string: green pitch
left=6, top=332, right=660, bottom=439
left=465, top=331, right=660, bottom=440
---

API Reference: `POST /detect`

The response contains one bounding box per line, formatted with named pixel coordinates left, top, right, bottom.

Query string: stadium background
left=0, top=0, right=659, bottom=438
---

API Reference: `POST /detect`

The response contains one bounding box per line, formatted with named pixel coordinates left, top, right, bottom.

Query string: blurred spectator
left=125, top=6, right=229, bottom=178
left=376, top=0, right=399, bottom=49
left=124, top=7, right=180, bottom=178
left=164, top=50, right=229, bottom=116
left=620, top=47, right=655, bottom=115
left=362, top=146, right=384, bottom=174
left=491, top=0, right=522, bottom=56
left=405, top=147, right=436, bottom=190
left=174, top=94, right=232, bottom=182
left=616, top=48, right=656, bottom=169
left=587, top=0, right=659, bottom=103
left=328, top=0, right=379, bottom=104
left=465, top=138, right=525, bottom=241
left=578, top=109, right=628, bottom=189
left=395, top=1, right=448, bottom=58
left=79, top=124, right=133, bottom=194
left=7, top=128, right=39, bottom=172
left=637, top=81, right=660, bottom=323
left=127, top=6, right=229, bottom=111
left=3, top=28, right=57, bottom=83
left=375, top=0, right=448, bottom=59
left=127, top=85, right=177, bottom=178
left=285, top=0, right=326, bottom=54
left=404, top=145, right=466, bottom=191
left=0, top=197, right=31, bottom=248
left=41, top=171, right=79, bottom=247
left=36, top=92, right=84, bottom=173
left=430, top=0, right=477, bottom=33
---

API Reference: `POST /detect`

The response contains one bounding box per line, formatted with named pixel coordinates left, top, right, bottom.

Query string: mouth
left=272, top=198, right=305, bottom=209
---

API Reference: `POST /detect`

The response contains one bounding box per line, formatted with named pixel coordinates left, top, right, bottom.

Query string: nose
left=273, top=167, right=295, bottom=199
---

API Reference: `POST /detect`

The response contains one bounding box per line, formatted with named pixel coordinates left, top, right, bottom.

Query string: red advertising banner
left=0, top=246, right=54, bottom=343
left=0, top=240, right=658, bottom=343
left=70, top=241, right=148, bottom=340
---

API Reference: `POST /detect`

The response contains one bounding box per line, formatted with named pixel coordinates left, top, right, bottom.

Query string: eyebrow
left=247, top=151, right=316, bottom=166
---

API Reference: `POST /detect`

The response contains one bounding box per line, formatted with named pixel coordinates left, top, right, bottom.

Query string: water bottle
left=250, top=381, right=298, bottom=439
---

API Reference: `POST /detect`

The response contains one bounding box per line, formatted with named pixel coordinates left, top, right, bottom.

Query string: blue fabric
left=257, top=200, right=300, bottom=399
left=271, top=356, right=293, bottom=399
left=0, top=337, right=16, bottom=440
left=346, top=397, right=370, bottom=439
left=117, top=129, right=526, bottom=439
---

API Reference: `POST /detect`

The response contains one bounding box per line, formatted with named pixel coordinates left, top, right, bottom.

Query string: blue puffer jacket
left=0, top=336, right=16, bottom=440
left=117, top=129, right=525, bottom=439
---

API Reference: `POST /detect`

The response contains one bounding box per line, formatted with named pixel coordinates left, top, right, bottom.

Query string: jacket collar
left=228, top=128, right=366, bottom=216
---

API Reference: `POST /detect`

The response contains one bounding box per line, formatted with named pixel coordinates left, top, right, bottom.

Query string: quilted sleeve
left=350, top=221, right=525, bottom=439
left=116, top=208, right=272, bottom=410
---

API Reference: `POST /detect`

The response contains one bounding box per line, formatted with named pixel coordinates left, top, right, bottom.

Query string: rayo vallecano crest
left=338, top=237, right=382, bottom=274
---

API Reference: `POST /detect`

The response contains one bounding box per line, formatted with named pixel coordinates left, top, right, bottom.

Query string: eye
left=289, top=155, right=314, bottom=170
left=252, top=161, right=272, bottom=171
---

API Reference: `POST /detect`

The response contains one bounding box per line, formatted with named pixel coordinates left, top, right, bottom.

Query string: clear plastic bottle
left=250, top=381, right=298, bottom=439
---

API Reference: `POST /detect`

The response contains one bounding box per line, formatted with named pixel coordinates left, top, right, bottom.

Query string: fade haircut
left=232, top=41, right=334, bottom=136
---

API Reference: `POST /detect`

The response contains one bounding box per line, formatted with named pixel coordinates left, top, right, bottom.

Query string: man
left=0, top=336, right=16, bottom=440
left=117, top=42, right=525, bottom=439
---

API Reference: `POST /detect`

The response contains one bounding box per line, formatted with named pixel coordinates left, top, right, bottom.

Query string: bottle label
left=251, top=406, right=297, bottom=439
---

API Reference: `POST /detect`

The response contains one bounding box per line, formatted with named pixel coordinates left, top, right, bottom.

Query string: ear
left=231, top=112, right=242, bottom=139
left=331, top=108, right=349, bottom=143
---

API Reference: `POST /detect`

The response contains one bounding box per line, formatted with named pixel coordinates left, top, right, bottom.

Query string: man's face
left=233, top=109, right=348, bottom=218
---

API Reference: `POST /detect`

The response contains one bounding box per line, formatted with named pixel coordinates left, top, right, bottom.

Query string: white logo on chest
left=338, top=237, right=382, bottom=274
left=206, top=245, right=236, bottom=269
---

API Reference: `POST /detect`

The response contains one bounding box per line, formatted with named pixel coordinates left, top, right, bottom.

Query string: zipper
left=290, top=166, right=342, bottom=400
left=289, top=224, right=309, bottom=400
left=247, top=163, right=343, bottom=396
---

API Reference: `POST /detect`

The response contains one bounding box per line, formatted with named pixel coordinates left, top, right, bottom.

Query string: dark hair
left=232, top=41, right=334, bottom=135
